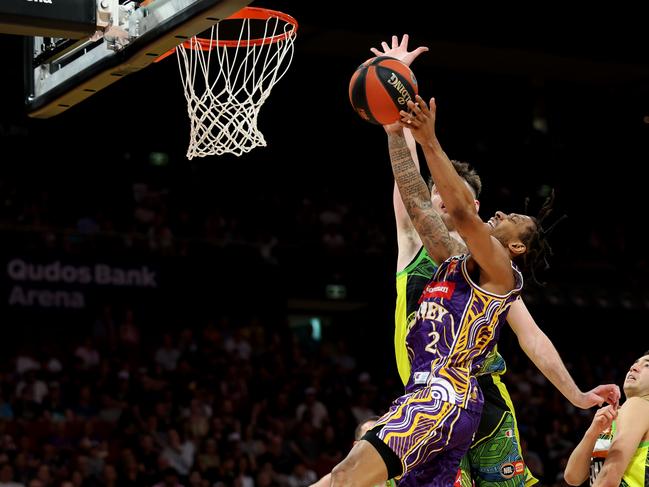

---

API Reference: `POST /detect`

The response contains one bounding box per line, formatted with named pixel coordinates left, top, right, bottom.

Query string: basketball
left=348, top=56, right=418, bottom=125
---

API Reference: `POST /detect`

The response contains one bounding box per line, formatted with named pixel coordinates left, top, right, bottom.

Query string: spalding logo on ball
left=349, top=56, right=418, bottom=125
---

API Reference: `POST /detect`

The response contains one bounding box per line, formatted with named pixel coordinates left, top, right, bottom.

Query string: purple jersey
left=405, top=254, right=523, bottom=411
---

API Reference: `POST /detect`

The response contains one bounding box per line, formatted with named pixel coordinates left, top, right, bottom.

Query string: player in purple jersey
left=327, top=99, right=544, bottom=487
left=376, top=34, right=620, bottom=487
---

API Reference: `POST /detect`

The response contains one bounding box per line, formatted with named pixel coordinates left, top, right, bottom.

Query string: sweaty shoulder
left=621, top=396, right=649, bottom=413
left=618, top=397, right=649, bottom=434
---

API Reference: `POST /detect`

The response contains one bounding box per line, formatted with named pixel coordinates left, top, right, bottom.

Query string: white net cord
left=176, top=13, right=296, bottom=158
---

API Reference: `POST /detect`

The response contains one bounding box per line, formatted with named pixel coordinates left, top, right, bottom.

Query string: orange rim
left=155, top=6, right=297, bottom=62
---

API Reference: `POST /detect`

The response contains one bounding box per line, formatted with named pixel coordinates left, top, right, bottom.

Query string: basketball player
left=376, top=34, right=620, bottom=487
left=564, top=350, right=649, bottom=487
left=328, top=92, right=551, bottom=487
left=310, top=417, right=396, bottom=487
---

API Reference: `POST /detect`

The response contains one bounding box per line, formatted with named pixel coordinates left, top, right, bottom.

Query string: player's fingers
left=400, top=110, right=418, bottom=126
left=370, top=48, right=381, bottom=56
left=413, top=95, right=430, bottom=115
left=613, top=386, right=621, bottom=402
left=400, top=34, right=409, bottom=48
left=392, top=35, right=399, bottom=48
left=381, top=41, right=390, bottom=52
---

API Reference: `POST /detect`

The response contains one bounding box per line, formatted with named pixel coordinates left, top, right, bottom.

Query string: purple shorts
left=371, top=385, right=481, bottom=486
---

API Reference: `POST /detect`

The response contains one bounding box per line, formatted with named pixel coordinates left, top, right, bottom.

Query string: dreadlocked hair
left=519, top=189, right=567, bottom=288
left=427, top=160, right=482, bottom=198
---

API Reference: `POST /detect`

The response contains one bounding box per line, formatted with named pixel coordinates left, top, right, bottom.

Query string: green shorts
left=456, top=374, right=539, bottom=487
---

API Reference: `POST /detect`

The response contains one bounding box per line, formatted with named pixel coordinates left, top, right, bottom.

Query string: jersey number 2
left=425, top=330, right=440, bottom=354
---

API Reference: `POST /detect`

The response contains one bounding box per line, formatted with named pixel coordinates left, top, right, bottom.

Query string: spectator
left=286, top=463, right=317, bottom=487
left=153, top=468, right=184, bottom=487
left=161, top=429, right=195, bottom=477
left=74, top=338, right=100, bottom=370
left=15, top=371, right=48, bottom=404
left=295, top=388, right=328, bottom=430
left=0, top=465, right=24, bottom=487
left=119, top=309, right=141, bottom=351
left=0, top=394, right=14, bottom=421
left=15, top=348, right=40, bottom=376
left=155, top=333, right=181, bottom=372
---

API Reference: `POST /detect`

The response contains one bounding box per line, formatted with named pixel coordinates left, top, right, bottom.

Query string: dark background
left=0, top=3, right=648, bottom=485
left=2, top=0, right=649, bottom=394
left=3, top=3, right=649, bottom=308
left=1, top=1, right=648, bottom=386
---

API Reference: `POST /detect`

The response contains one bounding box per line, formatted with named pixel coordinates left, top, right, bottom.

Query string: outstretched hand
left=574, top=384, right=621, bottom=410
left=370, top=34, right=428, bottom=67
left=588, top=404, right=618, bottom=436
left=398, top=95, right=439, bottom=147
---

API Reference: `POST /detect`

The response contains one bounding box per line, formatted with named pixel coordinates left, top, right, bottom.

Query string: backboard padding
left=25, top=0, right=251, bottom=118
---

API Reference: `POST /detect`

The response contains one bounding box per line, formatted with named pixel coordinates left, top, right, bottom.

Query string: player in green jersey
left=565, top=350, right=649, bottom=487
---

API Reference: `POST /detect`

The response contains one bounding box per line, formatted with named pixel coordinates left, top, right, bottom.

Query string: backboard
left=18, top=0, right=251, bottom=118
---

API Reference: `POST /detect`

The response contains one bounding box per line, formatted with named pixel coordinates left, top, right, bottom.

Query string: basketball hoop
left=158, top=7, right=298, bottom=158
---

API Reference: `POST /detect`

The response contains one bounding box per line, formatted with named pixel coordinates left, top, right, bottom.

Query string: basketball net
left=173, top=8, right=297, bottom=158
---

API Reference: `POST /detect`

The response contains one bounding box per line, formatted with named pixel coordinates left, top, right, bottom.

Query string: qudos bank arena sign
left=5, top=257, right=159, bottom=309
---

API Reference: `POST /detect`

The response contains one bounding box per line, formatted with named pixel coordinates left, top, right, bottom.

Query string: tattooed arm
left=370, top=34, right=437, bottom=271
left=371, top=34, right=467, bottom=267
left=387, top=126, right=463, bottom=264
left=393, top=129, right=425, bottom=272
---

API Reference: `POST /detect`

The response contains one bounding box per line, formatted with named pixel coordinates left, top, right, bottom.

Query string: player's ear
left=474, top=199, right=480, bottom=212
left=508, top=241, right=526, bottom=256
